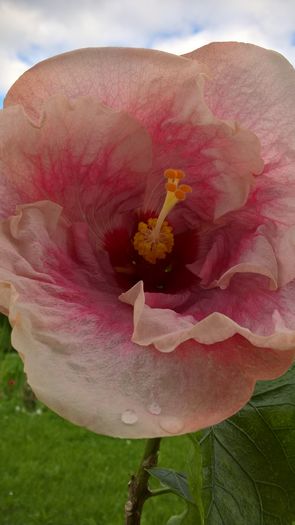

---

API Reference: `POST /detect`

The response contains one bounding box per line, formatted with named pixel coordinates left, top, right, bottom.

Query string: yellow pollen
left=133, top=218, right=174, bottom=264
left=133, top=169, right=192, bottom=264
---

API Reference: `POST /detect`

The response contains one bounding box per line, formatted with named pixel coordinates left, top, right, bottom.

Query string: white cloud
left=0, top=51, right=28, bottom=92
left=154, top=1, right=295, bottom=65
left=154, top=26, right=295, bottom=66
left=0, top=0, right=294, bottom=94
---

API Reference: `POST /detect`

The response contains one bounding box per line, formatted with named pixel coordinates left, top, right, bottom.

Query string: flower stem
left=124, top=437, right=162, bottom=525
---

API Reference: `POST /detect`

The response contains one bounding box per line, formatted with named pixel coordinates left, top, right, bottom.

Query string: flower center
left=133, top=169, right=192, bottom=264
left=104, top=168, right=197, bottom=294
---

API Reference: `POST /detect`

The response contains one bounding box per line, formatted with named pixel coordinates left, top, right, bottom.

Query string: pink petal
left=185, top=42, right=295, bottom=286
left=120, top=280, right=295, bottom=353
left=0, top=202, right=293, bottom=438
left=4, top=47, right=264, bottom=224
left=0, top=96, right=151, bottom=223
left=4, top=48, right=209, bottom=129
left=149, top=118, right=263, bottom=224
left=0, top=171, right=21, bottom=219
left=184, top=42, right=295, bottom=223
left=191, top=224, right=278, bottom=290
left=184, top=43, right=295, bottom=159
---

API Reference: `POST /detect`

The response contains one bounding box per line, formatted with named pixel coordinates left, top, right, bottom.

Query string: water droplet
left=121, top=409, right=138, bottom=425
left=148, top=402, right=162, bottom=416
left=160, top=417, right=184, bottom=434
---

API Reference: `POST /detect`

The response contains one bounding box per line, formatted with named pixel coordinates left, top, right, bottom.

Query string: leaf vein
left=213, top=433, right=264, bottom=525
left=248, top=402, right=295, bottom=475
left=227, top=419, right=271, bottom=466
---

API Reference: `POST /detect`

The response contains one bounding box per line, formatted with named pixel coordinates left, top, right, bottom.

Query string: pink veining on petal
left=4, top=48, right=209, bottom=129
left=0, top=95, right=152, bottom=226
left=147, top=117, right=263, bottom=225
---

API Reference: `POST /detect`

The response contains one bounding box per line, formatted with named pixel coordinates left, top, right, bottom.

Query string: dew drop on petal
left=148, top=402, right=162, bottom=415
left=121, top=409, right=138, bottom=425
left=159, top=417, right=184, bottom=434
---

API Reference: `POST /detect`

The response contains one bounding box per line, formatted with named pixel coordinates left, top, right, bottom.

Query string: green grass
left=0, top=356, right=187, bottom=525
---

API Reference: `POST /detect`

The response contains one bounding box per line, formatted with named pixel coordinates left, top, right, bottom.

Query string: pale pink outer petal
left=0, top=96, right=152, bottom=224
left=4, top=48, right=210, bottom=128
left=120, top=281, right=295, bottom=353
left=185, top=42, right=295, bottom=283
left=0, top=202, right=293, bottom=438
left=184, top=42, right=295, bottom=159
left=188, top=42, right=295, bottom=230
left=0, top=170, right=22, bottom=219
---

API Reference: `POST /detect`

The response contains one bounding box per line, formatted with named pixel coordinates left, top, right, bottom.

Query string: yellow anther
left=164, top=168, right=178, bottom=179
left=165, top=182, right=177, bottom=192
left=174, top=190, right=185, bottom=200
left=178, top=184, right=192, bottom=193
left=175, top=170, right=185, bottom=180
left=133, top=169, right=192, bottom=264
left=164, top=168, right=185, bottom=180
left=133, top=219, right=174, bottom=264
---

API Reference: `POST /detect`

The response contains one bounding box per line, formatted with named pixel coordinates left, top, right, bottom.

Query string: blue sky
left=1, top=0, right=295, bottom=108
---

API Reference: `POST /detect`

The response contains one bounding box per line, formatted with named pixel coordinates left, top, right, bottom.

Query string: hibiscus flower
left=0, top=43, right=294, bottom=437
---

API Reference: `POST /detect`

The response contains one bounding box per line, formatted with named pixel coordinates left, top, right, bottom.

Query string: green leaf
left=166, top=510, right=188, bottom=524
left=155, top=438, right=204, bottom=525
left=199, top=363, right=295, bottom=525
left=147, top=467, right=195, bottom=503
left=166, top=503, right=203, bottom=525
